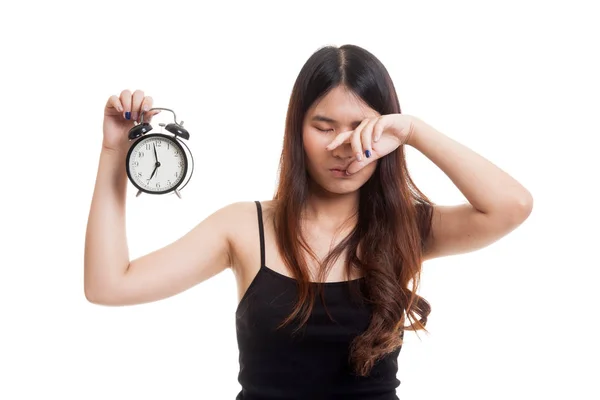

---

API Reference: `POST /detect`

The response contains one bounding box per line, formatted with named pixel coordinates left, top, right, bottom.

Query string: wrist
left=405, top=117, right=433, bottom=148
left=101, top=141, right=131, bottom=157
left=405, top=116, right=421, bottom=147
left=100, top=144, right=129, bottom=173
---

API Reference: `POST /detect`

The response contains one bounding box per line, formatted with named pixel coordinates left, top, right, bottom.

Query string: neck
left=303, top=184, right=359, bottom=233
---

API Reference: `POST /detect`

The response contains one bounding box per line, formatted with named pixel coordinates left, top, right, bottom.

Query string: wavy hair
left=273, top=44, right=434, bottom=377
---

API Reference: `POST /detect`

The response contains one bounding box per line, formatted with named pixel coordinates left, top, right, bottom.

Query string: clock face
left=126, top=134, right=187, bottom=194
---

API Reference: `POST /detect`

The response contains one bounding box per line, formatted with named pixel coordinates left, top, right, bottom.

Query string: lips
left=330, top=163, right=351, bottom=175
left=330, top=164, right=351, bottom=171
left=329, top=167, right=350, bottom=177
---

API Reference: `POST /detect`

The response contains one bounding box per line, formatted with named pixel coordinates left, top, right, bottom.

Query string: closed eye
left=316, top=127, right=334, bottom=133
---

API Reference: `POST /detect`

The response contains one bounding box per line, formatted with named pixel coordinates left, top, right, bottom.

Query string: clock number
left=174, top=150, right=179, bottom=157
left=178, top=161, right=184, bottom=168
left=175, top=171, right=178, bottom=178
left=156, top=182, right=161, bottom=188
left=133, top=161, right=139, bottom=167
left=137, top=172, right=142, bottom=177
left=156, top=140, right=161, bottom=147
left=138, top=151, right=144, bottom=158
left=146, top=143, right=151, bottom=150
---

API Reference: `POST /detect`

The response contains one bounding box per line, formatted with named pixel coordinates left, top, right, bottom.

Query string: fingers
left=117, top=89, right=160, bottom=123
left=106, top=95, right=123, bottom=113
left=350, top=119, right=370, bottom=162
left=140, top=96, right=160, bottom=123
left=360, top=117, right=379, bottom=159
left=130, top=90, right=145, bottom=122
left=325, top=116, right=383, bottom=164
left=345, top=159, right=363, bottom=175
left=325, top=130, right=354, bottom=151
left=119, top=89, right=132, bottom=120
left=373, top=116, right=386, bottom=142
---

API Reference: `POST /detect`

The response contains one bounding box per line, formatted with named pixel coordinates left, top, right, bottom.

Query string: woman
left=84, top=44, right=533, bottom=399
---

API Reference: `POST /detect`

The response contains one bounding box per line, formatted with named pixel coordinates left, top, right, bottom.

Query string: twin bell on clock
left=125, top=107, right=194, bottom=199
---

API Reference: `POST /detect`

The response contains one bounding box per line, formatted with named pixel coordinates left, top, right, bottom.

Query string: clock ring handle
left=140, top=107, right=183, bottom=126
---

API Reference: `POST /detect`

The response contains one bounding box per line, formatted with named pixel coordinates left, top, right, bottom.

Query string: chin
left=312, top=175, right=367, bottom=195
left=306, top=165, right=377, bottom=195
left=324, top=184, right=360, bottom=195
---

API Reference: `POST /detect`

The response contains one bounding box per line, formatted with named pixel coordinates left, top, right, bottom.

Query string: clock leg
left=136, top=190, right=142, bottom=197
left=175, top=189, right=182, bottom=199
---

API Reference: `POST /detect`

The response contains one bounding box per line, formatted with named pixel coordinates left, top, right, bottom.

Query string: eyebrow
left=311, top=115, right=364, bottom=126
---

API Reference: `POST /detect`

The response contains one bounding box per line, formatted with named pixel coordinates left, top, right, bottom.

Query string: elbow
left=489, top=193, right=533, bottom=229
left=84, top=285, right=103, bottom=304
left=506, top=192, right=534, bottom=226
left=84, top=287, right=123, bottom=306
left=516, top=191, right=534, bottom=221
left=83, top=257, right=132, bottom=305
left=83, top=279, right=119, bottom=306
left=85, top=289, right=103, bottom=305
left=84, top=284, right=111, bottom=305
left=84, top=268, right=104, bottom=304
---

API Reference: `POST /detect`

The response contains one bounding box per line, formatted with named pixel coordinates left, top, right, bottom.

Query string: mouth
left=329, top=168, right=349, bottom=177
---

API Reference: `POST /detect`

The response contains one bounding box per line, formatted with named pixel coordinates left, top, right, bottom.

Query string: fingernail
left=356, top=153, right=362, bottom=162
left=125, top=111, right=131, bottom=120
left=132, top=112, right=138, bottom=121
left=365, top=150, right=371, bottom=158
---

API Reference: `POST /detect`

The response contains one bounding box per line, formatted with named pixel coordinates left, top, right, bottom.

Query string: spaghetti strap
left=254, top=201, right=265, bottom=267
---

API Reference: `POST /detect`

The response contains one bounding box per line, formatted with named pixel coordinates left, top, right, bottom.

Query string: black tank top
left=235, top=201, right=401, bottom=399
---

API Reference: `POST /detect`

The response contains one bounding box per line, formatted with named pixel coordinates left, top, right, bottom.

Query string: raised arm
left=84, top=89, right=238, bottom=306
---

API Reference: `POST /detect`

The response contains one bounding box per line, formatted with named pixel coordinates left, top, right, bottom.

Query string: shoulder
left=218, top=199, right=277, bottom=267
left=217, top=199, right=277, bottom=226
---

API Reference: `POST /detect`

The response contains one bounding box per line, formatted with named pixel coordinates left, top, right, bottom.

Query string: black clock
left=126, top=108, right=194, bottom=198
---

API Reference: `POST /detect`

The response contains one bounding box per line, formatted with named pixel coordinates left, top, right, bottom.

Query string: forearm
left=407, top=117, right=533, bottom=216
left=84, top=147, right=130, bottom=300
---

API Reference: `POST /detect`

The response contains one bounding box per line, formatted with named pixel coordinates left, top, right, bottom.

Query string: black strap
left=254, top=201, right=265, bottom=267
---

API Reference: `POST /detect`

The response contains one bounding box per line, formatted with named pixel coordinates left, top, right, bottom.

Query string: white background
left=1, top=0, right=598, bottom=399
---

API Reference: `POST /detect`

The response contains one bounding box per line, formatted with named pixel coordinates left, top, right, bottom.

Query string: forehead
left=307, top=86, right=380, bottom=124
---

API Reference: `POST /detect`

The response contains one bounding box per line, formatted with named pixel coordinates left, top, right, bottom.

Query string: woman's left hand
left=325, top=114, right=417, bottom=175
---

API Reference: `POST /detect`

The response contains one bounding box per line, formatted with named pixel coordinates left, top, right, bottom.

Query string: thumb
left=145, top=109, right=161, bottom=123
left=345, top=158, right=370, bottom=175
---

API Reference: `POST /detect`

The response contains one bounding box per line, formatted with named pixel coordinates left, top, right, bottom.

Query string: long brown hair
left=272, top=44, right=434, bottom=377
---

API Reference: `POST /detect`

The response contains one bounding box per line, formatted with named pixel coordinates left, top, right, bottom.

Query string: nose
left=331, top=142, right=354, bottom=160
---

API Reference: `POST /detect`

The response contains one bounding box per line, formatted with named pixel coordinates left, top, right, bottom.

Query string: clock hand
left=147, top=144, right=162, bottom=182
left=153, top=143, right=161, bottom=179
left=147, top=164, right=158, bottom=182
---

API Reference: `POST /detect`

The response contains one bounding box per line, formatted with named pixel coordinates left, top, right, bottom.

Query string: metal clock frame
left=125, top=132, right=190, bottom=198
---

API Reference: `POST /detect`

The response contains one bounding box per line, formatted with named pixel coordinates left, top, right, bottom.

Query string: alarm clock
left=126, top=107, right=194, bottom=199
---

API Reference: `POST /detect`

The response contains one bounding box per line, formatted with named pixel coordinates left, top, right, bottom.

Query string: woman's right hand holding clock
left=102, top=89, right=161, bottom=153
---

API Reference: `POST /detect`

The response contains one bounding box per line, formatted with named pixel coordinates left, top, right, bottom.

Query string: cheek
left=303, top=131, right=328, bottom=161
left=361, top=160, right=378, bottom=177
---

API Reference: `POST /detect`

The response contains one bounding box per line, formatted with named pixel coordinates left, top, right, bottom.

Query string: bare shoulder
left=227, top=199, right=277, bottom=274
left=227, top=199, right=277, bottom=229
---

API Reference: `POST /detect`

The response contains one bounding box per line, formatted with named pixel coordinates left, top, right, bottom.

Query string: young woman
left=84, top=44, right=533, bottom=399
